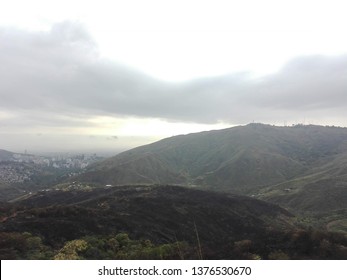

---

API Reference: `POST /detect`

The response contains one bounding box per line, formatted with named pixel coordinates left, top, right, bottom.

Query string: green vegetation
left=1, top=228, right=346, bottom=260
left=77, top=124, right=347, bottom=192
left=74, top=124, right=347, bottom=234
left=2, top=124, right=347, bottom=259
left=0, top=232, right=54, bottom=259
left=0, top=231, right=189, bottom=260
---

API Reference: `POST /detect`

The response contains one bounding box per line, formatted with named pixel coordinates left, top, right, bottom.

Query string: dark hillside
left=0, top=185, right=293, bottom=246
left=1, top=185, right=346, bottom=259
left=71, top=124, right=347, bottom=233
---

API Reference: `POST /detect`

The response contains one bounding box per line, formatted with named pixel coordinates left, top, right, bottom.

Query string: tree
left=54, top=239, right=88, bottom=260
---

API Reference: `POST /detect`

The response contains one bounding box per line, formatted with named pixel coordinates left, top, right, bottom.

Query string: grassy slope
left=79, top=124, right=347, bottom=194
left=74, top=124, right=347, bottom=233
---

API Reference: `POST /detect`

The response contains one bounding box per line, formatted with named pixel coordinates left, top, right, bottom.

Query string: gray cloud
left=249, top=55, right=347, bottom=111
left=1, top=22, right=347, bottom=129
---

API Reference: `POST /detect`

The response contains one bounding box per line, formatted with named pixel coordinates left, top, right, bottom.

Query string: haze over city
left=1, top=0, right=347, bottom=153
left=2, top=1, right=347, bottom=267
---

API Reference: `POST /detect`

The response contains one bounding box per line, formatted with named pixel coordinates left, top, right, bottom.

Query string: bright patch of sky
left=1, top=0, right=347, bottom=153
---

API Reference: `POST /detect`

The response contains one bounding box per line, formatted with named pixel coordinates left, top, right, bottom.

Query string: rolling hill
left=78, top=124, right=347, bottom=188
left=0, top=185, right=293, bottom=244
left=2, top=123, right=347, bottom=259
left=75, top=124, right=347, bottom=215
left=2, top=185, right=346, bottom=259
left=67, top=123, right=347, bottom=237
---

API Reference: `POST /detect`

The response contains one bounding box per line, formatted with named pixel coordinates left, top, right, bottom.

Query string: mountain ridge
left=72, top=123, right=347, bottom=230
left=77, top=123, right=347, bottom=189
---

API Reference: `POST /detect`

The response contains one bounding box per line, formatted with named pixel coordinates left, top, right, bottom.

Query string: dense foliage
left=1, top=229, right=346, bottom=260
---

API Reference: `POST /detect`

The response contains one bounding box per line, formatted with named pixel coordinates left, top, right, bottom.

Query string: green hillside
left=73, top=123, right=347, bottom=232
left=78, top=123, right=347, bottom=193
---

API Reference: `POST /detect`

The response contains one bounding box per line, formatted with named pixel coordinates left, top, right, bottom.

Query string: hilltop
left=2, top=124, right=347, bottom=259
left=77, top=124, right=346, bottom=191
left=78, top=124, right=347, bottom=189
left=71, top=123, right=347, bottom=232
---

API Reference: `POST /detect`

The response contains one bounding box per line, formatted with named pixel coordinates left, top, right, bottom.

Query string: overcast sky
left=1, top=0, right=347, bottom=154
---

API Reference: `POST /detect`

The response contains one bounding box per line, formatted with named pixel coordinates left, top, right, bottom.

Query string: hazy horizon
left=3, top=122, right=347, bottom=155
left=1, top=1, right=347, bottom=153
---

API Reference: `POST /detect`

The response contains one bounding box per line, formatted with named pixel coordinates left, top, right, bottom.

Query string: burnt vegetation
left=1, top=124, right=347, bottom=259
left=1, top=185, right=346, bottom=259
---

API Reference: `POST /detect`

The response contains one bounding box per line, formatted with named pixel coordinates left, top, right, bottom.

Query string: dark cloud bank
left=1, top=22, right=347, bottom=128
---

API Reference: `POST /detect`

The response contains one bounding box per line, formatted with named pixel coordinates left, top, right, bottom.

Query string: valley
left=0, top=150, right=103, bottom=201
left=74, top=124, right=347, bottom=230
left=1, top=123, right=347, bottom=259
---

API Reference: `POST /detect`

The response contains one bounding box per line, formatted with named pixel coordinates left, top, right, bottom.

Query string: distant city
left=0, top=152, right=103, bottom=184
